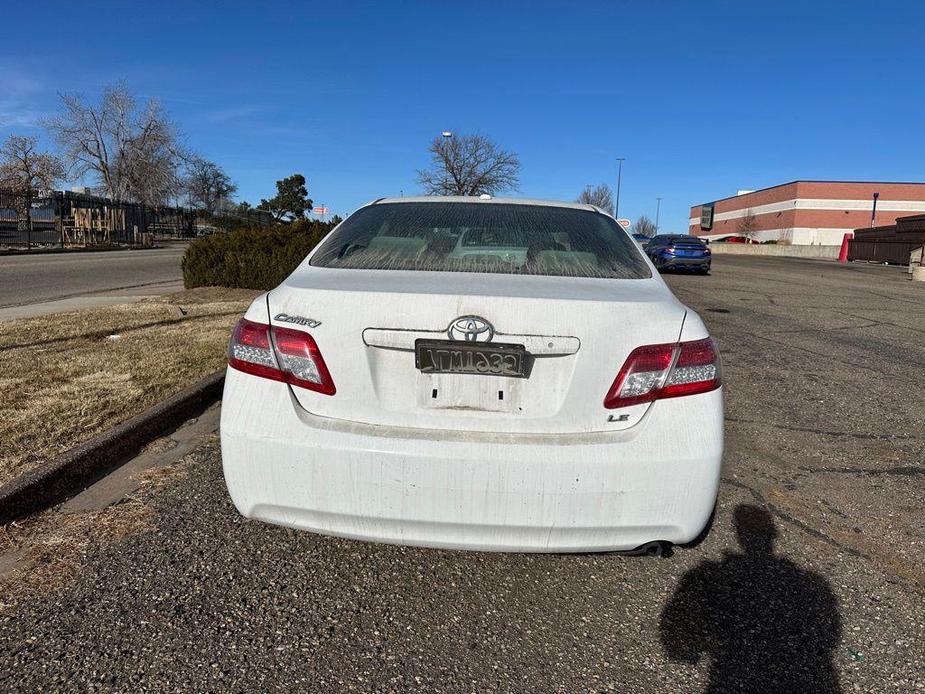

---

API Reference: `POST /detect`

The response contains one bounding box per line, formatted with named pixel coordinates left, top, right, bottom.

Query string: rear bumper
left=220, top=369, right=724, bottom=552
left=657, top=255, right=711, bottom=270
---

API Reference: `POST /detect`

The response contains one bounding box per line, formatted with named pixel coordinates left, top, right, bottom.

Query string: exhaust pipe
left=621, top=541, right=673, bottom=558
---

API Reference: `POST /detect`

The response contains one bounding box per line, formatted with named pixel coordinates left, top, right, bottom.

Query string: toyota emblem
left=447, top=316, right=494, bottom=342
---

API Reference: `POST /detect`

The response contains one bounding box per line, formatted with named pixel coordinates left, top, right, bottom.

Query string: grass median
left=0, top=287, right=260, bottom=488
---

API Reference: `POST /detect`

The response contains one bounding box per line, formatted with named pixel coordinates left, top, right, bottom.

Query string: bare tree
left=0, top=135, right=66, bottom=237
left=634, top=215, right=658, bottom=238
left=737, top=208, right=759, bottom=242
left=0, top=135, right=65, bottom=197
left=185, top=157, right=237, bottom=214
left=46, top=83, right=187, bottom=205
left=417, top=133, right=520, bottom=196
left=577, top=183, right=614, bottom=214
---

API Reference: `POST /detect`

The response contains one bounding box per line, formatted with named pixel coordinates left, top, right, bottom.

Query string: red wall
left=689, top=181, right=925, bottom=236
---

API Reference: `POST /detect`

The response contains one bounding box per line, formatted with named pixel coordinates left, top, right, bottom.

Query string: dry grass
left=0, top=287, right=259, bottom=487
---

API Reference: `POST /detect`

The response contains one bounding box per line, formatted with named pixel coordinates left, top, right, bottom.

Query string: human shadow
left=659, top=504, right=843, bottom=693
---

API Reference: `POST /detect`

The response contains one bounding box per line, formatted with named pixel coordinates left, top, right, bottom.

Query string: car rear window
left=310, top=202, right=651, bottom=279
left=664, top=236, right=707, bottom=246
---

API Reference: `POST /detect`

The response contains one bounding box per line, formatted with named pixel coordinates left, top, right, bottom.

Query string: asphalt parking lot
left=1, top=255, right=924, bottom=692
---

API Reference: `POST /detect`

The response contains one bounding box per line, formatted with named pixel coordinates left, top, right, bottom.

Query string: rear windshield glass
left=661, top=236, right=706, bottom=245
left=310, top=202, right=651, bottom=279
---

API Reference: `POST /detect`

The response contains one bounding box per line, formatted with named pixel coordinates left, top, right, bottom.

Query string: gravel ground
left=1, top=255, right=923, bottom=692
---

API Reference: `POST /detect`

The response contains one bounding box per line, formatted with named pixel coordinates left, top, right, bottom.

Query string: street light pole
left=441, top=132, right=457, bottom=195
left=655, top=197, right=662, bottom=233
left=615, top=158, right=625, bottom=219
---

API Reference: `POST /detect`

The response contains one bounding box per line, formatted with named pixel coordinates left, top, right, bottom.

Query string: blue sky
left=2, top=1, right=923, bottom=230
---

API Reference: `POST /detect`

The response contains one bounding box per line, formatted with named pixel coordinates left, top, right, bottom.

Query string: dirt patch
left=0, top=445, right=199, bottom=611
left=0, top=287, right=259, bottom=487
left=0, top=502, right=154, bottom=610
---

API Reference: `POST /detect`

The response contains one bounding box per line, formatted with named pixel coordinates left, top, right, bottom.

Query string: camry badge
left=274, top=313, right=322, bottom=328
left=447, top=315, right=494, bottom=342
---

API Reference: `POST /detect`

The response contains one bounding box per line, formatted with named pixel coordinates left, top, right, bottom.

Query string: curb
left=0, top=245, right=164, bottom=257
left=0, top=370, right=225, bottom=525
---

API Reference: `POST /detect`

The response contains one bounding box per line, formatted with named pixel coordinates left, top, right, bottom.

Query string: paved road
left=2, top=256, right=924, bottom=692
left=0, top=245, right=186, bottom=315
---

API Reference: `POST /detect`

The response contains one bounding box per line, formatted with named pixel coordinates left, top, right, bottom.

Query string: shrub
left=182, top=221, right=334, bottom=289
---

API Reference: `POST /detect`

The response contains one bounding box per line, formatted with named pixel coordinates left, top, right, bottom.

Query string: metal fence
left=848, top=216, right=925, bottom=265
left=0, top=188, right=272, bottom=249
left=196, top=205, right=274, bottom=232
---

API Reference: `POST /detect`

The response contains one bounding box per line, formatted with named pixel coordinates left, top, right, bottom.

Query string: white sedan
left=221, top=197, right=723, bottom=553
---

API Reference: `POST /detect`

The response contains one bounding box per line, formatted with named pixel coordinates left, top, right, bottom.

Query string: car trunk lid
left=268, top=267, right=686, bottom=434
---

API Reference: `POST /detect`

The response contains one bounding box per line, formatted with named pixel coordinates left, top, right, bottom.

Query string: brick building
left=690, top=181, right=925, bottom=245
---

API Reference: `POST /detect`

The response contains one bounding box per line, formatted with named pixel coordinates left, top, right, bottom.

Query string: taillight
left=605, top=343, right=675, bottom=408
left=661, top=338, right=721, bottom=400
left=604, top=337, right=720, bottom=409
left=228, top=318, right=336, bottom=395
left=228, top=318, right=280, bottom=383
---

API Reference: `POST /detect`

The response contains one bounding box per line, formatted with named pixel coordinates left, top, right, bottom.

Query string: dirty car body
left=220, top=197, right=724, bottom=552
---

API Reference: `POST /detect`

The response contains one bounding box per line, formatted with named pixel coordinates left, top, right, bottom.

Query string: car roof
left=368, top=196, right=600, bottom=213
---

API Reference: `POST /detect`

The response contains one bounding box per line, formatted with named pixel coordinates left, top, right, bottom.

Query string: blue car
left=631, top=233, right=651, bottom=248
left=646, top=235, right=712, bottom=274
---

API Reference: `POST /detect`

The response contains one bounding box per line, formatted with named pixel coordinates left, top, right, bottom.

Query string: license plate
left=415, top=339, right=526, bottom=377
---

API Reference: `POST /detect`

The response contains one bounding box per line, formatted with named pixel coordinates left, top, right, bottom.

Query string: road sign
left=313, top=207, right=329, bottom=215
left=616, top=218, right=631, bottom=229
